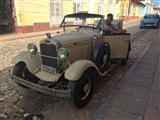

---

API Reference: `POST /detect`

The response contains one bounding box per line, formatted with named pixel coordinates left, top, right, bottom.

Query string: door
left=0, top=0, right=15, bottom=33
left=103, top=34, right=130, bottom=59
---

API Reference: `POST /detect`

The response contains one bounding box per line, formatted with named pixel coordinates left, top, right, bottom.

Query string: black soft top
left=64, top=13, right=104, bottom=18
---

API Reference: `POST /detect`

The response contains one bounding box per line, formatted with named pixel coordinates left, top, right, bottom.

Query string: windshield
left=63, top=17, right=101, bottom=27
left=144, top=15, right=159, bottom=19
left=60, top=14, right=103, bottom=30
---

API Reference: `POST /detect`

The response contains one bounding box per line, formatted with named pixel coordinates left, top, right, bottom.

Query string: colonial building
left=13, top=0, right=102, bottom=33
left=14, top=0, right=50, bottom=33
left=141, top=0, right=154, bottom=14
left=2, top=0, right=156, bottom=34
left=130, top=0, right=146, bottom=16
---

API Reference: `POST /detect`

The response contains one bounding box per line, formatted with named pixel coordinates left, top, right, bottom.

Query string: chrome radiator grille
left=40, top=42, right=57, bottom=68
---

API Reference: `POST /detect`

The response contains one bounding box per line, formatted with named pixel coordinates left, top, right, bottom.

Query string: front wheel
left=13, top=62, right=39, bottom=84
left=68, top=70, right=95, bottom=108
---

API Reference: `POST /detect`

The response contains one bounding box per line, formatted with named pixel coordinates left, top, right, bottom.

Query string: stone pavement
left=93, top=29, right=160, bottom=120
left=0, top=30, right=56, bottom=41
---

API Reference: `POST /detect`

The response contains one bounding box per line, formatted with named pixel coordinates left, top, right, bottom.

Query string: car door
left=103, top=34, right=130, bottom=59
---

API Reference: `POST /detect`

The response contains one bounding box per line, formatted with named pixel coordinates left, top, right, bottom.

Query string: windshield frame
left=60, top=13, right=104, bottom=31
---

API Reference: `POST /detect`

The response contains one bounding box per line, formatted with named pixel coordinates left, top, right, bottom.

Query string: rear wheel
left=93, top=42, right=110, bottom=72
left=121, top=43, right=130, bottom=65
left=68, top=69, right=95, bottom=108
left=121, top=40, right=131, bottom=65
left=121, top=51, right=129, bottom=65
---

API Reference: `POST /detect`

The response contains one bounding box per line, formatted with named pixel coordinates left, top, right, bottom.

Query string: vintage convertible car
left=11, top=13, right=131, bottom=108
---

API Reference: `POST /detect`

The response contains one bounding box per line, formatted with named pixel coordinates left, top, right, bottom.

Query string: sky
left=153, top=0, right=160, bottom=7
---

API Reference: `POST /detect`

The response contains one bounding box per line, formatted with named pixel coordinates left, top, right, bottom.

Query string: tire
left=13, top=62, right=39, bottom=83
left=121, top=51, right=129, bottom=65
left=121, top=42, right=130, bottom=65
left=92, top=42, right=110, bottom=72
left=68, top=69, right=95, bottom=109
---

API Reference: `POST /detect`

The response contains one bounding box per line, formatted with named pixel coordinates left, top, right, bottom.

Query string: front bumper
left=11, top=75, right=71, bottom=98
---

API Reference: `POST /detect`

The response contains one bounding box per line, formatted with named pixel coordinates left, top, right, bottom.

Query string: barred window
left=50, top=0, right=62, bottom=24
left=73, top=0, right=81, bottom=13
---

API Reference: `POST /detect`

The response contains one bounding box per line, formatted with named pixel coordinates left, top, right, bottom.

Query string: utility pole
left=128, top=0, right=131, bottom=16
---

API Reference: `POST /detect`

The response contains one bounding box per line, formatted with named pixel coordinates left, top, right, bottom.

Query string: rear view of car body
left=140, top=14, right=159, bottom=28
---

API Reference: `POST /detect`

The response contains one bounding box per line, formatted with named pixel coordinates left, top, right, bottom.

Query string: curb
left=92, top=42, right=152, bottom=120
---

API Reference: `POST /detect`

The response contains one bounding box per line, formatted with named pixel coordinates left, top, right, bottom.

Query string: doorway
left=0, top=0, right=15, bottom=34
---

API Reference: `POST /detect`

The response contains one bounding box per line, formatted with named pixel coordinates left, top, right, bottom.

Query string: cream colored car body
left=12, top=28, right=130, bottom=82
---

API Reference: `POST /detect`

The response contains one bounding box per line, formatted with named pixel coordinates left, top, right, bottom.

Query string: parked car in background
left=140, top=13, right=159, bottom=29
left=11, top=13, right=131, bottom=108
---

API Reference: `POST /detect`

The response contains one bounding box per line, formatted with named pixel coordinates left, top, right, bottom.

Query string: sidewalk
left=0, top=30, right=58, bottom=41
left=0, top=19, right=141, bottom=42
left=93, top=29, right=160, bottom=120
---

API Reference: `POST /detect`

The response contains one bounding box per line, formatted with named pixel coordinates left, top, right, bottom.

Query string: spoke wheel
left=97, top=45, right=110, bottom=72
left=69, top=70, right=95, bottom=108
left=121, top=42, right=130, bottom=65
left=79, top=77, right=91, bottom=100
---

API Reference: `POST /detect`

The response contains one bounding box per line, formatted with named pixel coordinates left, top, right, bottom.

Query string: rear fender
left=11, top=51, right=41, bottom=73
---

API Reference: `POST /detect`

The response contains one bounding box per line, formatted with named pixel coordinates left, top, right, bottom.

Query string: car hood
left=142, top=19, right=158, bottom=24
left=50, top=29, right=100, bottom=46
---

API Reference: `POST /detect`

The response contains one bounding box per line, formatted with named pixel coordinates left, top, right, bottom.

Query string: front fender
left=64, top=59, right=97, bottom=81
left=11, top=51, right=41, bottom=73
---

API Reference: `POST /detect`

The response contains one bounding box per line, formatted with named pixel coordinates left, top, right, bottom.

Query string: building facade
left=130, top=0, right=146, bottom=16
left=12, top=0, right=155, bottom=33
left=141, top=0, right=154, bottom=14
left=14, top=0, right=50, bottom=33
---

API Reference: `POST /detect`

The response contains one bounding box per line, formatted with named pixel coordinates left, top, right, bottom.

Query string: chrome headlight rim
left=27, top=43, right=37, bottom=56
left=58, top=48, right=68, bottom=62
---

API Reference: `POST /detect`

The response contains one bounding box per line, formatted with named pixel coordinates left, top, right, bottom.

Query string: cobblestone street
left=0, top=28, right=159, bottom=120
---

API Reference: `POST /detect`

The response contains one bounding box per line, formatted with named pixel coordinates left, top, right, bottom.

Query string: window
left=144, top=15, right=159, bottom=19
left=98, top=0, right=104, bottom=14
left=73, top=0, right=81, bottom=13
left=50, top=0, right=62, bottom=24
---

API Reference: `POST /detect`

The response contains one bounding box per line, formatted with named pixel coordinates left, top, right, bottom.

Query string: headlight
left=58, top=48, right=68, bottom=62
left=27, top=43, right=37, bottom=56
